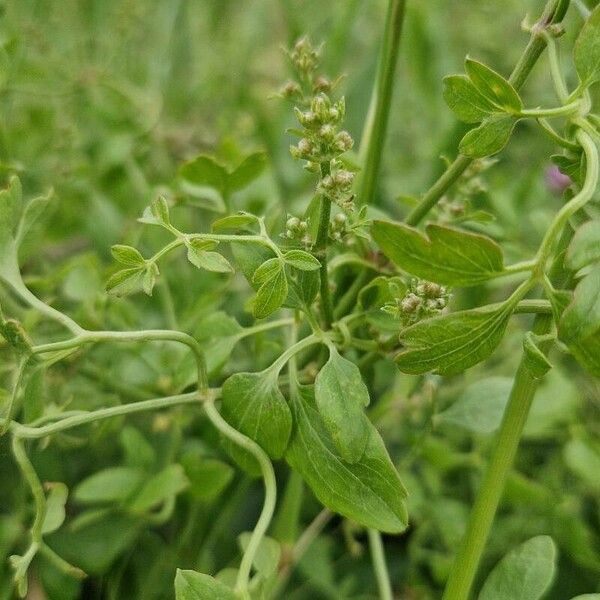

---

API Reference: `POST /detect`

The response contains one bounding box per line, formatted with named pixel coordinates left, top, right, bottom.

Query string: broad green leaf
left=286, top=269, right=320, bottom=310
left=564, top=437, right=600, bottom=490
left=286, top=385, right=408, bottom=533
left=568, top=333, right=600, bottom=377
left=566, top=220, right=600, bottom=271
left=142, top=263, right=159, bottom=296
left=396, top=302, right=515, bottom=375
left=42, top=483, right=68, bottom=535
left=522, top=333, right=552, bottom=379
left=211, top=212, right=258, bottom=232
left=175, top=569, right=237, bottom=600
left=110, top=245, right=145, bottom=267
left=253, top=265, right=288, bottom=319
left=180, top=455, right=234, bottom=502
left=464, top=58, right=522, bottom=113
left=238, top=532, right=281, bottom=578
left=478, top=536, right=557, bottom=600
left=186, top=241, right=233, bottom=273
left=119, top=427, right=156, bottom=469
left=221, top=371, right=292, bottom=458
left=443, top=74, right=496, bottom=123
left=74, top=467, right=146, bottom=505
left=227, top=151, right=267, bottom=192
left=105, top=267, right=146, bottom=297
left=283, top=249, right=321, bottom=271
left=372, top=220, right=504, bottom=286
left=559, top=267, right=600, bottom=343
left=574, top=4, right=600, bottom=86
left=128, top=464, right=189, bottom=513
left=231, top=242, right=276, bottom=288
left=314, top=346, right=370, bottom=463
left=150, top=196, right=170, bottom=226
left=252, top=258, right=283, bottom=285
left=459, top=115, right=518, bottom=158
left=179, top=155, right=227, bottom=193
left=436, top=376, right=512, bottom=434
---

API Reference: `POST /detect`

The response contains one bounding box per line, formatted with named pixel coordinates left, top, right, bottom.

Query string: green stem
left=541, top=31, right=570, bottom=103
left=204, top=400, right=276, bottom=598
left=314, top=162, right=334, bottom=327
left=519, top=99, right=581, bottom=118
left=404, top=0, right=570, bottom=227
left=358, top=0, right=407, bottom=206
left=368, top=529, right=393, bottom=600
left=537, top=118, right=579, bottom=150
left=268, top=334, right=321, bottom=375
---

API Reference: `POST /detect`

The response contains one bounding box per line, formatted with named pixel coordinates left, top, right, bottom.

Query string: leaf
left=464, top=58, right=522, bottom=113
left=478, top=536, right=557, bottom=600
left=253, top=265, right=288, bottom=319
left=252, top=258, right=283, bottom=285
left=314, top=346, right=370, bottom=463
left=221, top=371, right=292, bottom=458
left=0, top=176, right=23, bottom=250
left=564, top=437, right=600, bottom=490
left=238, top=532, right=281, bottom=578
left=186, top=242, right=233, bottom=273
left=105, top=267, right=146, bottom=297
left=372, top=220, right=504, bottom=286
left=574, top=4, right=600, bottom=86
left=211, top=212, right=258, bottom=232
left=42, top=483, right=69, bottom=534
left=180, top=455, right=234, bottom=502
left=16, top=189, right=53, bottom=246
left=74, top=467, right=146, bottom=505
left=459, top=115, right=518, bottom=158
left=150, top=196, right=170, bottom=227
left=110, top=245, right=145, bottom=267
left=396, top=302, right=515, bottom=375
left=283, top=249, right=321, bottom=271
left=179, top=155, right=227, bottom=193
left=286, top=385, right=408, bottom=533
left=522, top=333, right=552, bottom=379
left=442, top=74, right=496, bottom=123
left=566, top=220, right=600, bottom=271
left=127, top=464, right=189, bottom=513
left=286, top=269, right=320, bottom=310
left=436, top=376, right=512, bottom=434
left=231, top=242, right=276, bottom=288
left=142, top=263, right=159, bottom=296
left=174, top=569, right=237, bottom=600
left=227, top=151, right=267, bottom=192
left=559, top=267, right=600, bottom=343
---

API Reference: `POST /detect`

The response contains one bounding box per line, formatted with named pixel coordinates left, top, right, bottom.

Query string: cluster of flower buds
left=284, top=215, right=312, bottom=248
left=383, top=279, right=450, bottom=326
left=319, top=160, right=355, bottom=209
left=290, top=93, right=354, bottom=166
left=329, top=212, right=349, bottom=242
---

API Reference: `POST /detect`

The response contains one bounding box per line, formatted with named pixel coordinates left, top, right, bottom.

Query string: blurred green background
left=1, top=1, right=600, bottom=598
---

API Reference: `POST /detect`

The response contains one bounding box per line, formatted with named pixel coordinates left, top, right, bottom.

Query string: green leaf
left=227, top=151, right=267, bottom=192
left=231, top=242, right=275, bottom=288
left=286, top=269, right=320, bottom=310
left=186, top=241, right=233, bottom=273
left=150, top=196, right=170, bottom=227
left=459, top=115, right=518, bottom=158
left=174, top=569, right=237, bottom=600
left=564, top=437, right=600, bottom=490
left=110, top=245, right=145, bottom=267
left=372, top=220, right=504, bottom=286
left=180, top=455, right=234, bottom=502
left=105, top=267, right=146, bottom=297
left=559, top=267, right=600, bottom=343
left=570, top=595, right=600, bottom=599
left=16, top=189, right=53, bottom=246
left=442, top=74, right=496, bottom=123
left=221, top=371, right=292, bottom=458
left=283, top=249, right=321, bottom=271
left=396, top=302, right=515, bottom=375
left=566, top=220, right=600, bottom=271
left=74, top=467, right=146, bottom=505
left=479, top=536, right=557, bottom=600
left=179, top=155, right=227, bottom=193
left=238, top=532, right=281, bottom=578
left=436, top=376, right=512, bottom=434
left=252, top=258, right=283, bottom=285
left=314, top=346, right=370, bottom=463
left=42, top=483, right=68, bottom=535
left=211, top=212, right=258, bottom=232
left=127, top=464, right=189, bottom=513
left=253, top=264, right=288, bottom=319
left=464, top=58, right=522, bottom=113
left=142, top=263, right=159, bottom=296
left=286, top=385, right=408, bottom=533
left=574, top=4, right=600, bottom=86
left=522, top=333, right=552, bottom=379
left=0, top=176, right=23, bottom=249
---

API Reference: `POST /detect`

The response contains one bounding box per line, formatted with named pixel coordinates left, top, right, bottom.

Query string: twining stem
left=358, top=0, right=407, bottom=206
left=542, top=31, right=570, bottom=103
left=404, top=0, right=571, bottom=227
left=204, top=400, right=276, bottom=599
left=314, top=162, right=334, bottom=327
left=519, top=99, right=582, bottom=118
left=368, top=529, right=393, bottom=600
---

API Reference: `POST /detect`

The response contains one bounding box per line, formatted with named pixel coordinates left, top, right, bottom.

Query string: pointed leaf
left=128, top=465, right=189, bottom=513
left=111, top=245, right=145, bottom=267
left=211, top=212, right=259, bottom=232
left=74, top=467, right=146, bottom=505
left=459, top=115, right=518, bottom=158
left=464, top=58, right=522, bottom=113
left=42, top=483, right=68, bottom=534
left=253, top=266, right=288, bottom=319
left=105, top=267, right=146, bottom=297
left=283, top=250, right=321, bottom=271
left=179, top=155, right=227, bottom=193
left=566, top=220, right=600, bottom=271
left=227, top=152, right=267, bottom=192
left=574, top=4, right=600, bottom=86
left=175, top=569, right=237, bottom=600
left=443, top=74, right=497, bottom=123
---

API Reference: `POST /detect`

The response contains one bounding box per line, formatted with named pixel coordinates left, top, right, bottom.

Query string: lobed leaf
left=372, top=220, right=504, bottom=286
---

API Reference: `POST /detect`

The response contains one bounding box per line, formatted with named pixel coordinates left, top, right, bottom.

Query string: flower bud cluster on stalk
left=383, top=279, right=450, bottom=326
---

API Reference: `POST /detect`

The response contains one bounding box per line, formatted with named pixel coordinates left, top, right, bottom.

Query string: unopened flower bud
left=282, top=81, right=301, bottom=98
left=334, top=130, right=353, bottom=152
left=286, top=216, right=300, bottom=230
left=319, top=124, right=335, bottom=141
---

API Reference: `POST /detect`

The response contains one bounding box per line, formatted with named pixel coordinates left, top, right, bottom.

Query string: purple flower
left=545, top=165, right=572, bottom=194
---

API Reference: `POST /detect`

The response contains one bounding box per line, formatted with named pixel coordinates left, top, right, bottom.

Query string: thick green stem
left=405, top=0, right=570, bottom=227
left=358, top=0, right=407, bottom=206
left=368, top=529, right=393, bottom=600
left=314, top=162, right=334, bottom=327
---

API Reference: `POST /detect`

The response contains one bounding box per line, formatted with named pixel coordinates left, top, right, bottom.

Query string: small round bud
left=333, top=212, right=347, bottom=225
left=297, top=138, right=312, bottom=155
left=314, top=76, right=331, bottom=92
left=319, top=124, right=335, bottom=141
left=334, top=130, right=353, bottom=152
left=320, top=175, right=334, bottom=189
left=334, top=170, right=354, bottom=187
left=282, top=81, right=301, bottom=98
left=286, top=216, right=300, bottom=230
left=401, top=294, right=421, bottom=313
